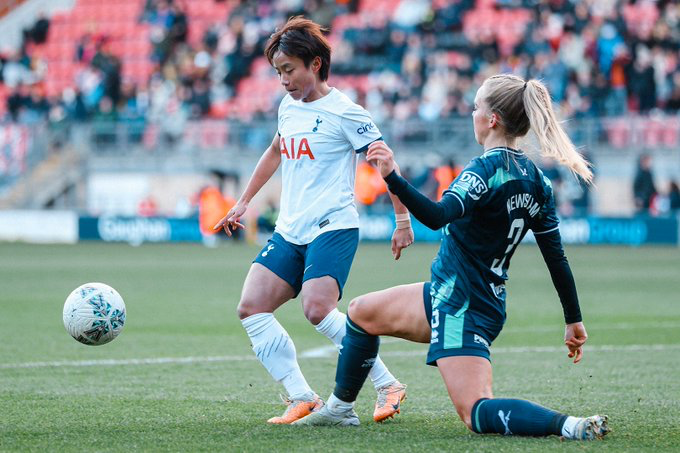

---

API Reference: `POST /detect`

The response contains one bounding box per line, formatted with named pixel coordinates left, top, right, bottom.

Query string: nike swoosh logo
left=304, top=265, right=313, bottom=273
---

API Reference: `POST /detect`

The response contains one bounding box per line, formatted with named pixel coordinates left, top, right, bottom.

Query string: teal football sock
left=333, top=316, right=379, bottom=403
left=471, top=398, right=567, bottom=436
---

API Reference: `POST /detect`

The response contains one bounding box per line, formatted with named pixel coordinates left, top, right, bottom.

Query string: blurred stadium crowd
left=1, top=0, right=680, bottom=221
left=1, top=0, right=680, bottom=126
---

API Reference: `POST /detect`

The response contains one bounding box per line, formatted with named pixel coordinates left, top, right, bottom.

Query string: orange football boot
left=267, top=393, right=324, bottom=424
left=373, top=381, right=407, bottom=422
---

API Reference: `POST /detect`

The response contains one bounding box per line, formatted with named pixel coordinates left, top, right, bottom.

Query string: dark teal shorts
left=423, top=282, right=503, bottom=365
left=253, top=228, right=359, bottom=299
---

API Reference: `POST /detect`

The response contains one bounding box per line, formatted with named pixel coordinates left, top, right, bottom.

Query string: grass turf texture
left=1, top=241, right=679, bottom=452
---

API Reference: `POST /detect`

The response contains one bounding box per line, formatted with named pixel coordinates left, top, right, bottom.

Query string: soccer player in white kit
left=214, top=16, right=413, bottom=424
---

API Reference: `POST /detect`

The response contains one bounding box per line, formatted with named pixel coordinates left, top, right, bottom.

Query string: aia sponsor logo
left=280, top=136, right=315, bottom=160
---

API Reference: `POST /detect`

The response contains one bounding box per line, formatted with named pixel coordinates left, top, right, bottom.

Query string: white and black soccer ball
left=63, top=283, right=126, bottom=346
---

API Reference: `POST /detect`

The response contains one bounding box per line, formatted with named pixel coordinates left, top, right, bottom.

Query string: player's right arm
left=367, top=141, right=466, bottom=230
left=214, top=133, right=281, bottom=236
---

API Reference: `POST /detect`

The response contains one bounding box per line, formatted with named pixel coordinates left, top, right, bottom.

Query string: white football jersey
left=275, top=88, right=382, bottom=245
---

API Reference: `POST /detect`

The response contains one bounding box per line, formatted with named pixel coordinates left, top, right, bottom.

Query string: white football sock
left=561, top=416, right=581, bottom=439
left=314, top=307, right=346, bottom=348
left=242, top=312, right=313, bottom=400
left=315, top=308, right=397, bottom=390
left=326, top=393, right=354, bottom=414
left=368, top=356, right=397, bottom=389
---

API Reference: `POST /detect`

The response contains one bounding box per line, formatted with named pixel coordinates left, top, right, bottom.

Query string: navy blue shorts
left=253, top=228, right=359, bottom=299
left=422, top=281, right=504, bottom=365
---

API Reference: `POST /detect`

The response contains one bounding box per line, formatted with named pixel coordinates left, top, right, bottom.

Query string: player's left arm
left=535, top=228, right=586, bottom=363
left=532, top=181, right=586, bottom=364
left=564, top=321, right=587, bottom=364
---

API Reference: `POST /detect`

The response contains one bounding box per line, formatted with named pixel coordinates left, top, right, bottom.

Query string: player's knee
left=302, top=297, right=334, bottom=325
left=347, top=296, right=373, bottom=324
left=237, top=296, right=263, bottom=320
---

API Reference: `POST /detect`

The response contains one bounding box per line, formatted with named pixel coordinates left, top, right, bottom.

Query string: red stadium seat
left=142, top=124, right=158, bottom=149
left=48, top=61, right=73, bottom=80
left=70, top=5, right=96, bottom=22
left=208, top=100, right=231, bottom=119
left=43, top=41, right=73, bottom=61
left=623, top=3, right=659, bottom=36
left=360, top=0, right=399, bottom=15
left=661, top=118, right=680, bottom=147
left=122, top=60, right=154, bottom=84
left=476, top=0, right=496, bottom=8
left=642, top=118, right=664, bottom=147
left=331, top=14, right=354, bottom=36
left=119, top=3, right=140, bottom=19
left=605, top=118, right=630, bottom=148
left=43, top=79, right=62, bottom=98
left=640, top=117, right=680, bottom=148
left=199, top=121, right=229, bottom=148
left=107, top=40, right=124, bottom=56
left=0, top=85, right=8, bottom=118
left=250, top=57, right=272, bottom=76
left=122, top=38, right=151, bottom=58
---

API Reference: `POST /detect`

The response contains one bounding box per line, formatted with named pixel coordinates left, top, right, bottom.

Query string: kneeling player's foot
left=292, top=405, right=360, bottom=426
left=373, top=381, right=407, bottom=422
left=267, top=392, right=324, bottom=424
left=572, top=415, right=610, bottom=440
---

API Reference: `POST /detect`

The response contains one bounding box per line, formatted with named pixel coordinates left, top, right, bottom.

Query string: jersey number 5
left=490, top=218, right=524, bottom=276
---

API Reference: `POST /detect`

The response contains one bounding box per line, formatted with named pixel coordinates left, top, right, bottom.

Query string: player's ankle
left=327, top=393, right=354, bottom=414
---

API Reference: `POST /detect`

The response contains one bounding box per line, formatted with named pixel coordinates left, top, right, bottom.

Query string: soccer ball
left=63, top=282, right=126, bottom=346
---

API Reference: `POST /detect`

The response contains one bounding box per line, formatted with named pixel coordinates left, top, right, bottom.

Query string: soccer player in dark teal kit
left=294, top=74, right=610, bottom=440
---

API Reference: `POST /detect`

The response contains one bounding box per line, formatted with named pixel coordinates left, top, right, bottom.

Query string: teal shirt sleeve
left=444, top=158, right=492, bottom=217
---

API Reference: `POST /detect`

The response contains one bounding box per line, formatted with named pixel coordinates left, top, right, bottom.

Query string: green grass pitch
left=1, top=241, right=679, bottom=452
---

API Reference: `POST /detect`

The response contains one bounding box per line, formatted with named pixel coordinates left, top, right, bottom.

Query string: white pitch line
left=299, top=338, right=402, bottom=358
left=2, top=343, right=679, bottom=370
left=0, top=355, right=256, bottom=370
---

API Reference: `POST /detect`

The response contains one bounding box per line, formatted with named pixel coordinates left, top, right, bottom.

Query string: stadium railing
left=48, top=114, right=680, bottom=156
left=2, top=114, right=678, bottom=194
left=0, top=122, right=48, bottom=191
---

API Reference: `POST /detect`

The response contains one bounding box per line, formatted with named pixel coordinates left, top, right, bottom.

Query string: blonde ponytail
left=523, top=80, right=593, bottom=184
left=482, top=74, right=593, bottom=184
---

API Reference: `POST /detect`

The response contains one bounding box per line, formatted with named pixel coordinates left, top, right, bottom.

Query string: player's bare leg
left=237, top=263, right=294, bottom=319
left=437, top=356, right=493, bottom=430
left=304, top=278, right=413, bottom=421
left=238, top=263, right=322, bottom=424
left=296, top=283, right=429, bottom=426
left=348, top=282, right=429, bottom=421
left=348, top=282, right=431, bottom=343
left=438, top=356, right=609, bottom=439
left=300, top=276, right=340, bottom=325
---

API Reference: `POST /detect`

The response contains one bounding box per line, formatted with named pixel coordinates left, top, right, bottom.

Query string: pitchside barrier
left=0, top=211, right=677, bottom=246
left=358, top=214, right=680, bottom=246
